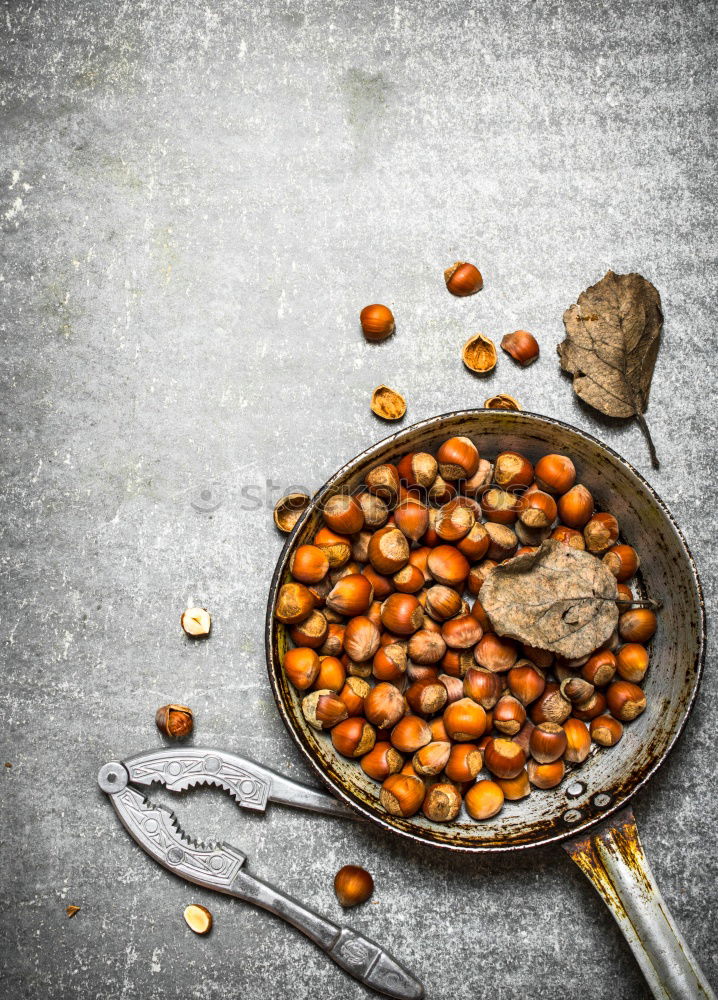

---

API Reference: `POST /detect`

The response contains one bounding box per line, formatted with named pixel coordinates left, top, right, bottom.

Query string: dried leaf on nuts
left=371, top=385, right=406, bottom=421
left=480, top=540, right=618, bottom=658
left=462, top=334, right=497, bottom=375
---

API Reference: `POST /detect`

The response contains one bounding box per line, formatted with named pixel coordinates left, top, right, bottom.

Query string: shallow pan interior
left=266, top=411, right=705, bottom=851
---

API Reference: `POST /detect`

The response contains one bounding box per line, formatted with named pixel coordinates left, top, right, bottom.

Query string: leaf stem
left=626, top=597, right=663, bottom=611
left=635, top=411, right=660, bottom=469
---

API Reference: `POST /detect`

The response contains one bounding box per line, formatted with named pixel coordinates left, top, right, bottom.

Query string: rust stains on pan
left=265, top=410, right=706, bottom=854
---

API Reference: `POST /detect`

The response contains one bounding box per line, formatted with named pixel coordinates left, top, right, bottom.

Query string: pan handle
left=564, top=807, right=715, bottom=1000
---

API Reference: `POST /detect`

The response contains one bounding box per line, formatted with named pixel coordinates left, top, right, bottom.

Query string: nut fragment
left=484, top=394, right=521, bottom=411
left=462, top=334, right=497, bottom=375
left=273, top=493, right=311, bottom=533
left=183, top=903, right=213, bottom=935
left=156, top=704, right=194, bottom=740
left=181, top=607, right=211, bottom=638
left=65, top=905, right=80, bottom=918
left=371, top=385, right=406, bottom=421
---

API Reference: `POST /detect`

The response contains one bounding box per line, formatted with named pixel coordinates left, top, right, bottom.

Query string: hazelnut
left=582, top=650, right=617, bottom=687
left=437, top=672, right=464, bottom=704
left=390, top=715, right=432, bottom=753
left=529, top=722, right=567, bottom=763
left=338, top=676, right=371, bottom=716
left=474, top=633, right=518, bottom=673
left=463, top=666, right=502, bottom=709
left=618, top=609, right=657, bottom=643
left=571, top=690, right=608, bottom=721
left=155, top=704, right=194, bottom=740
left=497, top=770, right=531, bottom=801
left=441, top=614, right=483, bottom=650
left=372, top=642, right=408, bottom=683
left=413, top=740, right=452, bottom=777
left=465, top=780, right=504, bottom=820
left=393, top=499, right=430, bottom=542
left=314, top=527, right=352, bottom=568
left=365, top=463, right=401, bottom=504
left=494, top=451, right=534, bottom=490
left=557, top=485, right=594, bottom=528
left=422, top=781, right=463, bottom=822
left=408, top=629, right=447, bottom=665
left=583, top=513, right=620, bottom=554
left=181, top=607, right=212, bottom=637
left=527, top=759, right=565, bottom=789
left=529, top=682, right=571, bottom=724
left=290, top=544, right=330, bottom=584
left=616, top=643, right=650, bottom=682
left=356, top=495, right=389, bottom=532
left=551, top=525, right=586, bottom=549
left=397, top=452, right=438, bottom=489
left=443, top=698, right=487, bottom=742
left=323, top=494, right=365, bottom=535
left=484, top=522, right=518, bottom=561
left=518, top=490, right=558, bottom=530
left=603, top=544, right=640, bottom=582
left=435, top=499, right=475, bottom=542
left=500, top=330, right=540, bottom=366
left=381, top=593, right=424, bottom=635
left=457, top=521, right=491, bottom=561
left=559, top=676, right=595, bottom=704
left=427, top=545, right=470, bottom=587
left=334, top=865, right=374, bottom=907
left=331, top=717, right=376, bottom=757
left=361, top=741, right=404, bottom=781
left=436, top=437, right=480, bottom=481
left=343, top=616, right=381, bottom=662
left=364, top=682, right=407, bottom=729
left=289, top=610, right=329, bottom=649
left=380, top=773, right=425, bottom=817
left=302, top=690, right=349, bottom=730
left=484, top=738, right=527, bottom=779
left=445, top=743, right=483, bottom=783
left=274, top=584, right=315, bottom=625
left=360, top=303, right=395, bottom=342
left=326, top=574, right=374, bottom=616
left=480, top=487, right=519, bottom=525
left=283, top=647, right=321, bottom=690
left=493, top=695, right=527, bottom=736
left=590, top=715, right=624, bottom=747
left=425, top=584, right=463, bottom=621
left=534, top=454, right=576, bottom=496
left=445, top=261, right=483, bottom=296
left=368, top=526, right=410, bottom=575
left=562, top=718, right=592, bottom=763
left=406, top=680, right=448, bottom=717
left=606, top=680, right=647, bottom=721
left=312, top=655, right=346, bottom=693
left=507, top=661, right=546, bottom=706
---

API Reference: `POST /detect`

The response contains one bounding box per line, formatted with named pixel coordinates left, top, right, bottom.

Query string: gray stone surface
left=1, top=1, right=716, bottom=997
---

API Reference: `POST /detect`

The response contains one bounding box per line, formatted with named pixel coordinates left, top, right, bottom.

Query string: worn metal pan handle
left=565, top=808, right=715, bottom=1000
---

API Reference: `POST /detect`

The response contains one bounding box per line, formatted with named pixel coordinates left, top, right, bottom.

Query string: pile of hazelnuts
left=274, top=437, right=655, bottom=823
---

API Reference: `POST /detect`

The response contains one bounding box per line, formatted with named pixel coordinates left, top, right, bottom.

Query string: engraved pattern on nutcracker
left=126, top=751, right=270, bottom=810
left=113, top=787, right=245, bottom=890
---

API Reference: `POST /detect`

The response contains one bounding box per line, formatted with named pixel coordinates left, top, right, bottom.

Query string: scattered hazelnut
left=181, top=607, right=211, bottom=638
left=500, top=330, right=539, bottom=366
left=334, top=865, right=374, bottom=907
left=156, top=704, right=194, bottom=740
left=462, top=333, right=497, bottom=374
left=184, top=903, right=213, bottom=935
left=371, top=385, right=406, bottom=421
left=444, top=261, right=483, bottom=296
left=360, top=304, right=395, bottom=342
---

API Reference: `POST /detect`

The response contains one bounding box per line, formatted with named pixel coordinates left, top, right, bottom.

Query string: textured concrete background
left=1, top=1, right=716, bottom=997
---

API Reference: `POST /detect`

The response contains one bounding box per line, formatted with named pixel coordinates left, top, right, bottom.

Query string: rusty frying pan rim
left=265, top=409, right=706, bottom=852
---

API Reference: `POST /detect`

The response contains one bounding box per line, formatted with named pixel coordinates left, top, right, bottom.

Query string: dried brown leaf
left=480, top=540, right=619, bottom=658
left=559, top=271, right=663, bottom=467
